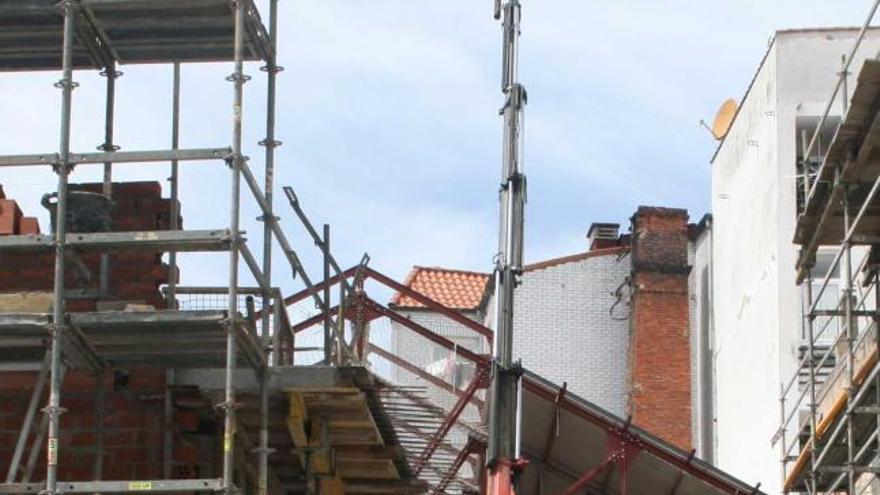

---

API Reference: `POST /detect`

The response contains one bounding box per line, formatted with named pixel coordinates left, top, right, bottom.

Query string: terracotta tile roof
left=390, top=266, right=491, bottom=311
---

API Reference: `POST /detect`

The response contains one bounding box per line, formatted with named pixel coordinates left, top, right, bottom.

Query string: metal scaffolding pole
left=46, top=1, right=77, bottom=491
left=163, top=370, right=174, bottom=479
left=99, top=63, right=120, bottom=298
left=223, top=0, right=248, bottom=492
left=486, top=1, right=527, bottom=493
left=5, top=352, right=50, bottom=483
left=260, top=0, right=281, bottom=354
left=843, top=188, right=856, bottom=494
left=258, top=372, right=270, bottom=495
left=92, top=371, right=105, bottom=489
left=167, top=63, right=182, bottom=309
left=323, top=224, right=332, bottom=364
left=801, top=122, right=819, bottom=495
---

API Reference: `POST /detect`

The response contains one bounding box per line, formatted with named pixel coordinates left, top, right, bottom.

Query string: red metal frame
left=283, top=266, right=358, bottom=306
left=362, top=267, right=494, bottom=343
left=414, top=366, right=489, bottom=476
left=362, top=298, right=489, bottom=366
left=284, top=266, right=494, bottom=344
left=291, top=306, right=337, bottom=333
left=432, top=437, right=483, bottom=495
left=368, top=343, right=485, bottom=409
left=523, top=378, right=755, bottom=495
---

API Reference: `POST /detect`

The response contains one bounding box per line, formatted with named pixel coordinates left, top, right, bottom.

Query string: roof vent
left=587, top=223, right=620, bottom=251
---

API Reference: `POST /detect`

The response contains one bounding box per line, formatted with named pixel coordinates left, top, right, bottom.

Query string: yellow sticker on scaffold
left=224, top=434, right=232, bottom=453
left=47, top=438, right=58, bottom=465
left=128, top=482, right=153, bottom=491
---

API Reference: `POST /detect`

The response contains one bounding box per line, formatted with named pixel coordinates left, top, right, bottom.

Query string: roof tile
left=391, top=267, right=490, bottom=310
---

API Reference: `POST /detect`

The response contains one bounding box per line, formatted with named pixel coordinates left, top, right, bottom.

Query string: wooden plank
left=334, top=445, right=402, bottom=459
left=343, top=478, right=428, bottom=495
left=320, top=477, right=345, bottom=495
left=287, top=391, right=309, bottom=446
left=336, top=459, right=399, bottom=479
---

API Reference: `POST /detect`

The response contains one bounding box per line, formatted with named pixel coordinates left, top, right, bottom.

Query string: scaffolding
left=0, top=1, right=367, bottom=493
left=778, top=1, right=880, bottom=493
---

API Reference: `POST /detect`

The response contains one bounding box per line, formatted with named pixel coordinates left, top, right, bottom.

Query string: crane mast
left=486, top=1, right=527, bottom=494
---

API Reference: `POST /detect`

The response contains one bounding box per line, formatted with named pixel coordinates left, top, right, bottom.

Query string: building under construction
left=778, top=23, right=880, bottom=495
left=0, top=1, right=780, bottom=495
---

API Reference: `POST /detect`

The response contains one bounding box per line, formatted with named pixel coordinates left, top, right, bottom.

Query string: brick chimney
left=628, top=206, right=692, bottom=450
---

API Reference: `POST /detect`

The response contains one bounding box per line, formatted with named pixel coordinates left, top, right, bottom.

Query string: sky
left=0, top=0, right=876, bottom=303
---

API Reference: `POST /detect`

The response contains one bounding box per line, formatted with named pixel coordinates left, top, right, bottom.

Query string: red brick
left=0, top=199, right=22, bottom=235
left=104, top=430, right=135, bottom=447
left=173, top=442, right=199, bottom=465
left=174, top=410, right=199, bottom=432
left=19, top=217, right=40, bottom=235
left=133, top=463, right=159, bottom=480
left=109, top=447, right=152, bottom=464
left=628, top=207, right=692, bottom=451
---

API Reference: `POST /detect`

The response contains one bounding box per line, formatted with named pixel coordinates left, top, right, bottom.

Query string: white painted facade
left=710, top=28, right=880, bottom=493
left=690, top=219, right=715, bottom=464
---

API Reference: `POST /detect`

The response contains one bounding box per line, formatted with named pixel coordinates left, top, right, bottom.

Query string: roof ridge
left=411, top=265, right=491, bottom=278
left=524, top=246, right=629, bottom=272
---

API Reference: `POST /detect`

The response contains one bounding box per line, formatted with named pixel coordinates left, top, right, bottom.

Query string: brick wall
left=0, top=369, right=207, bottom=482
left=512, top=252, right=632, bottom=416
left=628, top=206, right=692, bottom=450
left=0, top=182, right=180, bottom=311
left=0, top=182, right=203, bottom=482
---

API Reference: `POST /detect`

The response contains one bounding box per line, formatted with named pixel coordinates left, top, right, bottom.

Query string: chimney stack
left=587, top=222, right=620, bottom=251
left=627, top=206, right=693, bottom=451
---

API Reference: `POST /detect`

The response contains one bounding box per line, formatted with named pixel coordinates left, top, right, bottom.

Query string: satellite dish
left=710, top=99, right=738, bottom=140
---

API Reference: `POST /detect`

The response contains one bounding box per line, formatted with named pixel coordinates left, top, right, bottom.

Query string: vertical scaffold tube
left=843, top=188, right=856, bottom=494
left=261, top=0, right=281, bottom=354
left=46, top=1, right=77, bottom=491
left=168, top=63, right=181, bottom=308
left=99, top=63, right=119, bottom=298
left=224, top=0, right=247, bottom=492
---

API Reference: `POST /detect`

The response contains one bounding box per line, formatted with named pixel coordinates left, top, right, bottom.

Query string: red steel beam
left=363, top=298, right=489, bottom=366
left=557, top=456, right=616, bottom=495
left=523, top=378, right=757, bottom=495
left=284, top=265, right=358, bottom=306
left=362, top=267, right=494, bottom=343
left=414, top=366, right=489, bottom=476
left=368, top=343, right=485, bottom=409
left=432, top=437, right=482, bottom=495
left=291, top=305, right=339, bottom=334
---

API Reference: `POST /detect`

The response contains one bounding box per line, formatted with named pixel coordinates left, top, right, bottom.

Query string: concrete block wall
left=512, top=251, right=631, bottom=417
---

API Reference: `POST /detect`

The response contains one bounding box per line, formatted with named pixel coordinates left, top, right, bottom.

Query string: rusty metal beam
left=557, top=457, right=616, bottom=495
left=368, top=343, right=485, bottom=409
left=415, top=367, right=489, bottom=476
left=284, top=266, right=358, bottom=306
left=363, top=298, right=488, bottom=366
left=292, top=306, right=339, bottom=334
left=432, top=437, right=481, bottom=495
left=363, top=267, right=493, bottom=343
